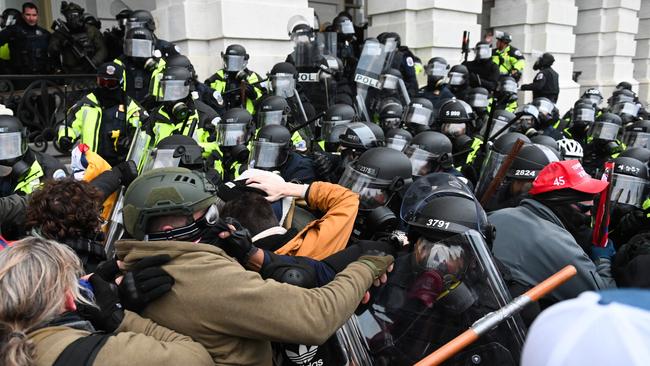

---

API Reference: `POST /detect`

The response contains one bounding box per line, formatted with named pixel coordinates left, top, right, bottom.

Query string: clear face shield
left=404, top=146, right=441, bottom=177
left=623, top=130, right=650, bottom=149
left=511, top=115, right=537, bottom=133
left=610, top=94, right=635, bottom=107
left=499, top=78, right=518, bottom=94
left=386, top=136, right=410, bottom=152
left=585, top=94, right=602, bottom=107
left=380, top=73, right=400, bottom=91
left=448, top=72, right=466, bottom=86
left=156, top=80, right=190, bottom=102
left=535, top=99, right=555, bottom=117
left=258, top=110, right=287, bottom=127
left=249, top=141, right=289, bottom=170
left=426, top=62, right=448, bottom=79
left=124, top=38, right=153, bottom=58
left=612, top=102, right=640, bottom=119
left=476, top=44, right=492, bottom=60
left=572, top=108, right=596, bottom=126
left=441, top=123, right=467, bottom=138
left=339, top=19, right=355, bottom=35
left=269, top=73, right=296, bottom=98
left=589, top=122, right=621, bottom=141
left=216, top=123, right=249, bottom=147
left=404, top=105, right=432, bottom=126
left=338, top=164, right=394, bottom=211
left=320, top=119, right=350, bottom=141
left=610, top=174, right=649, bottom=208
left=223, top=54, right=246, bottom=73
left=0, top=132, right=25, bottom=161
left=468, top=93, right=489, bottom=109
left=475, top=146, right=507, bottom=198
left=482, top=117, right=509, bottom=139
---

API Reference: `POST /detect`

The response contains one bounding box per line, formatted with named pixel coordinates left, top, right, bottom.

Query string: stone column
left=572, top=0, right=640, bottom=99
left=366, top=0, right=483, bottom=86
left=633, top=0, right=650, bottom=103
left=152, top=0, right=313, bottom=80
left=490, top=0, right=580, bottom=113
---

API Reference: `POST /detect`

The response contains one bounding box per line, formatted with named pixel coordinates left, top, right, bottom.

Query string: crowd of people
left=1, top=2, right=650, bottom=366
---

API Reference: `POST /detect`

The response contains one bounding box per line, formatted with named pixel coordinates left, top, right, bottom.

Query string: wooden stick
left=479, top=138, right=525, bottom=207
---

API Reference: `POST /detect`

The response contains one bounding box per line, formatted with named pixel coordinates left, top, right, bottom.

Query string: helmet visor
left=611, top=94, right=635, bottom=106
left=585, top=94, right=602, bottom=106
left=224, top=55, right=246, bottom=72
left=534, top=99, right=555, bottom=115
left=0, top=132, right=24, bottom=160
left=216, top=122, right=248, bottom=146
left=467, top=93, right=489, bottom=108
left=441, top=123, right=466, bottom=137
left=414, top=236, right=468, bottom=276
left=404, top=106, right=432, bottom=126
left=483, top=118, right=509, bottom=139
left=426, top=62, right=448, bottom=78
left=258, top=110, right=286, bottom=127
left=476, top=45, right=491, bottom=60
left=610, top=174, right=649, bottom=208
left=124, top=39, right=153, bottom=58
left=157, top=80, right=190, bottom=102
left=474, top=149, right=506, bottom=198
left=270, top=74, right=296, bottom=98
left=380, top=74, right=400, bottom=90
left=249, top=141, right=288, bottom=169
left=386, top=137, right=409, bottom=152
left=142, top=148, right=181, bottom=172
left=338, top=164, right=392, bottom=210
left=339, top=19, right=355, bottom=35
left=623, top=131, right=650, bottom=149
left=320, top=120, right=350, bottom=141
left=448, top=72, right=466, bottom=86
left=612, top=102, right=640, bottom=117
left=573, top=108, right=595, bottom=123
left=499, top=78, right=518, bottom=94
left=590, top=122, right=620, bottom=141
left=404, top=146, right=438, bottom=177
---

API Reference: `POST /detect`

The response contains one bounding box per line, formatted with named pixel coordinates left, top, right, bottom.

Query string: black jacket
left=521, top=67, right=559, bottom=103
left=463, top=58, right=500, bottom=92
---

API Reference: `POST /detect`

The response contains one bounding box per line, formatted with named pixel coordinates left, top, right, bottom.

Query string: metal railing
left=0, top=74, right=96, bottom=154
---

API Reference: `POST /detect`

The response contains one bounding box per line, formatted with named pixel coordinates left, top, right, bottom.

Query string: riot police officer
left=114, top=26, right=161, bottom=103
left=0, top=2, right=52, bottom=75
left=213, top=107, right=256, bottom=180
left=377, top=32, right=418, bottom=96
left=418, top=57, right=455, bottom=111
left=125, top=9, right=180, bottom=58
left=463, top=41, right=500, bottom=92
left=447, top=64, right=471, bottom=101
left=103, top=9, right=132, bottom=61
left=521, top=52, right=559, bottom=103
left=492, top=31, right=525, bottom=82
left=58, top=62, right=142, bottom=166
left=255, top=95, right=306, bottom=150
left=49, top=1, right=107, bottom=74
left=0, top=8, right=20, bottom=73
left=205, top=44, right=265, bottom=115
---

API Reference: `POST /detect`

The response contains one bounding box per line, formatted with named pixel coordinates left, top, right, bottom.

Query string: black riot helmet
left=611, top=101, right=641, bottom=124
left=610, top=156, right=649, bottom=208
left=590, top=112, right=623, bottom=142
left=617, top=81, right=633, bottom=91
left=377, top=98, right=404, bottom=130
left=386, top=128, right=413, bottom=151
left=403, top=98, right=434, bottom=130
left=165, top=54, right=197, bottom=79
left=533, top=52, right=555, bottom=70
left=474, top=132, right=531, bottom=200
left=156, top=66, right=192, bottom=103
left=127, top=9, right=156, bottom=32
left=620, top=147, right=650, bottom=165
left=530, top=134, right=559, bottom=150
left=438, top=98, right=475, bottom=138
left=474, top=41, right=492, bottom=60
left=425, top=57, right=449, bottom=86
left=379, top=68, right=403, bottom=92
left=582, top=88, right=603, bottom=107
left=466, top=87, right=490, bottom=112
left=623, top=120, right=650, bottom=149
left=84, top=13, right=101, bottom=29
left=249, top=124, right=292, bottom=170
left=217, top=107, right=254, bottom=147
left=609, top=88, right=636, bottom=108
left=124, top=27, right=154, bottom=59
left=115, top=9, right=132, bottom=30
left=448, top=64, right=469, bottom=87
left=403, top=131, right=453, bottom=177
left=482, top=109, right=516, bottom=139
left=571, top=102, right=596, bottom=131
left=256, top=96, right=290, bottom=128
left=377, top=32, right=401, bottom=47
left=321, top=104, right=356, bottom=152
left=0, top=8, right=20, bottom=29
left=0, top=115, right=28, bottom=176
left=339, top=121, right=385, bottom=166
left=332, top=14, right=355, bottom=36
left=150, top=135, right=205, bottom=171
left=532, top=97, right=556, bottom=127
left=512, top=104, right=540, bottom=134
left=338, top=147, right=412, bottom=211
left=493, top=132, right=531, bottom=154
left=61, top=1, right=85, bottom=30
left=268, top=62, right=298, bottom=98
left=221, top=44, right=249, bottom=73
left=506, top=144, right=559, bottom=180
left=496, top=76, right=518, bottom=99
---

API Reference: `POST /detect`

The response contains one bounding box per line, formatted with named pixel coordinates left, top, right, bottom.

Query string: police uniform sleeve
left=92, top=310, right=214, bottom=366
left=521, top=71, right=546, bottom=91
left=509, top=47, right=526, bottom=72
left=89, top=26, right=108, bottom=66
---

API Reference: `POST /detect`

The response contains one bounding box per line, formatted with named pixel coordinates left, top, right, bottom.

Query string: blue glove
left=591, top=240, right=616, bottom=261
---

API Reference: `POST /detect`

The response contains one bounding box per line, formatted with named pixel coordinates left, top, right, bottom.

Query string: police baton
left=289, top=111, right=326, bottom=134
left=415, top=265, right=578, bottom=366
left=220, top=77, right=268, bottom=97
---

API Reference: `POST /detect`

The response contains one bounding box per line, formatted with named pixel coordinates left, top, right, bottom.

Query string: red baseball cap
left=528, top=160, right=608, bottom=195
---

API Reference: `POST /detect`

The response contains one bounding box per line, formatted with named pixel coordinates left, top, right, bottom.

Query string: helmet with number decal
left=610, top=156, right=649, bottom=208
left=506, top=144, right=560, bottom=180
left=438, top=98, right=475, bottom=138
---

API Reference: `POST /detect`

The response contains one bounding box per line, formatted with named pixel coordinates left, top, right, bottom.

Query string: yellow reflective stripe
left=0, top=43, right=10, bottom=60
left=14, top=161, right=44, bottom=194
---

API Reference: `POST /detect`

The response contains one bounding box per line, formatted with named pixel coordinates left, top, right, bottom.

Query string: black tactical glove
left=116, top=133, right=132, bottom=156
left=113, top=160, right=138, bottom=188
left=219, top=217, right=259, bottom=266
left=311, top=151, right=338, bottom=182
left=94, top=257, right=120, bottom=282
left=59, top=136, right=74, bottom=152
left=76, top=274, right=124, bottom=333
left=118, top=254, right=175, bottom=313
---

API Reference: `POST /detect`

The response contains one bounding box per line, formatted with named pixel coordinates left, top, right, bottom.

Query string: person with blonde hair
left=0, top=236, right=212, bottom=366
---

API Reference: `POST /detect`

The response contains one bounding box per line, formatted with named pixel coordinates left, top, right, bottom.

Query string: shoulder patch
left=535, top=73, right=544, bottom=80
left=406, top=57, right=414, bottom=67
left=514, top=49, right=522, bottom=57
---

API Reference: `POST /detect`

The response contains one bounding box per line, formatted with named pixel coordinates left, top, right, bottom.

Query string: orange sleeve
left=274, top=181, right=359, bottom=259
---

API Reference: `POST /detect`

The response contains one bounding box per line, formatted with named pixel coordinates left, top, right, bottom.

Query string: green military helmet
left=122, top=167, right=219, bottom=241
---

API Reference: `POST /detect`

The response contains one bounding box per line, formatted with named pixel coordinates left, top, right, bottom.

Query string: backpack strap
left=53, top=334, right=111, bottom=366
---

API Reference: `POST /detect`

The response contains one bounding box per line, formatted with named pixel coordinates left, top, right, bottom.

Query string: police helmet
left=221, top=44, right=249, bottom=73
left=610, top=156, right=650, bottom=208
left=403, top=131, right=453, bottom=177
left=124, top=27, right=154, bottom=59
left=385, top=128, right=413, bottom=151
left=448, top=65, right=469, bottom=87
left=506, top=144, right=560, bottom=180
left=249, top=124, right=292, bottom=170
left=256, top=96, right=290, bottom=128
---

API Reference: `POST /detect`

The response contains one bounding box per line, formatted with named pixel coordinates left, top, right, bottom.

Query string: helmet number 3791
left=426, top=219, right=450, bottom=229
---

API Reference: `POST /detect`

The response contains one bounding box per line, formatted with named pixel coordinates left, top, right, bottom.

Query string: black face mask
left=548, top=203, right=592, bottom=242
left=95, top=88, right=123, bottom=107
